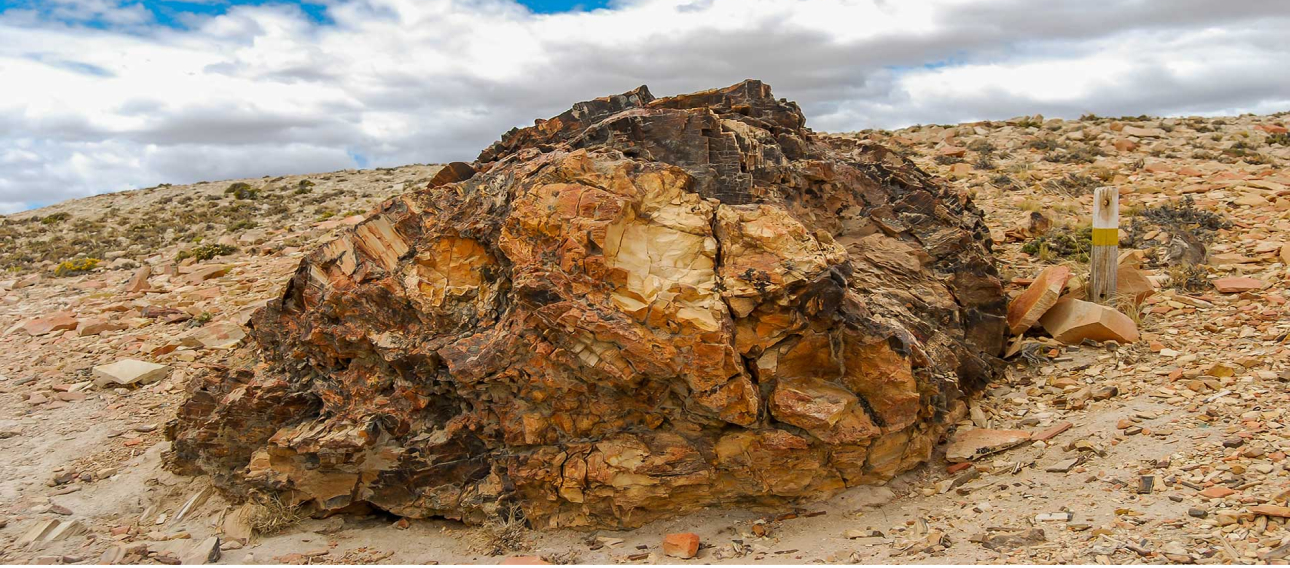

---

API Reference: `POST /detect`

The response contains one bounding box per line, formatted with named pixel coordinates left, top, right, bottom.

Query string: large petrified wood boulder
left=166, top=80, right=1006, bottom=529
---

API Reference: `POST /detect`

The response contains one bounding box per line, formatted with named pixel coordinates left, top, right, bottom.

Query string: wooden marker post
left=1089, top=187, right=1118, bottom=304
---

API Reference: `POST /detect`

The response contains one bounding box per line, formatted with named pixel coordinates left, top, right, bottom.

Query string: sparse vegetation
left=474, top=504, right=531, bottom=557
left=1167, top=263, right=1211, bottom=293
left=1137, top=195, right=1230, bottom=243
left=248, top=493, right=306, bottom=536
left=178, top=243, right=237, bottom=262
left=41, top=212, right=71, bottom=225
left=225, top=182, right=261, bottom=200
left=1043, top=144, right=1104, bottom=164
left=54, top=257, right=100, bottom=277
left=1041, top=173, right=1100, bottom=196
left=1021, top=226, right=1092, bottom=263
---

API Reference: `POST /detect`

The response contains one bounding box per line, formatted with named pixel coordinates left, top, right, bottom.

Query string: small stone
left=1199, top=486, right=1236, bottom=499
left=1188, top=508, right=1207, bottom=518
left=185, top=265, right=230, bottom=285
left=971, top=528, right=1046, bottom=551
left=92, top=359, right=171, bottom=388
left=180, top=321, right=246, bottom=350
left=99, top=545, right=127, bottom=565
left=179, top=536, right=220, bottom=565
left=501, top=556, right=550, bottom=565
left=1249, top=505, right=1290, bottom=518
left=125, top=265, right=153, bottom=293
left=663, top=532, right=701, bottom=559
left=78, top=320, right=129, bottom=336
left=1031, top=421, right=1072, bottom=442
left=1137, top=475, right=1154, bottom=494
left=1044, top=458, right=1079, bottom=473
left=1211, top=277, right=1264, bottom=293
left=20, top=312, right=79, bottom=336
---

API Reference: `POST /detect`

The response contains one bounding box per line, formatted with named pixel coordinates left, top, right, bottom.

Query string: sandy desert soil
left=1, top=112, right=1288, bottom=564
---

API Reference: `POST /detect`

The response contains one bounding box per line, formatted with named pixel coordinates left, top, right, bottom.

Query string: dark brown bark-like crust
left=166, top=80, right=1005, bottom=529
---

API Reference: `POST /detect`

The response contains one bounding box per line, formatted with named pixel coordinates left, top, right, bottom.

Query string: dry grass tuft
left=1113, top=293, right=1147, bottom=327
left=472, top=504, right=532, bottom=557
left=248, top=493, right=307, bottom=536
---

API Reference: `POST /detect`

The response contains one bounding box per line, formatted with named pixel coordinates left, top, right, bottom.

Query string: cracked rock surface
left=165, top=80, right=1006, bottom=529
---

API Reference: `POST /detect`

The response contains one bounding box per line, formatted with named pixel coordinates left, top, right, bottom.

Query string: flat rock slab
left=21, top=312, right=79, bottom=336
left=1039, top=298, right=1139, bottom=344
left=1006, top=265, right=1071, bottom=335
left=1211, top=277, right=1265, bottom=293
left=1116, top=265, right=1156, bottom=303
left=1250, top=505, right=1290, bottom=518
left=182, top=322, right=246, bottom=350
left=93, top=359, right=171, bottom=387
left=946, top=428, right=1032, bottom=462
left=186, top=265, right=230, bottom=285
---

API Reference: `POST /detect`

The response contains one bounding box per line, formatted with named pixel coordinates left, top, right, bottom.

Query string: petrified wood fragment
left=167, top=80, right=1006, bottom=529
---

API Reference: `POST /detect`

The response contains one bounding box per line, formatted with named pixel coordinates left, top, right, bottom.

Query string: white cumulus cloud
left=1, top=0, right=1289, bottom=213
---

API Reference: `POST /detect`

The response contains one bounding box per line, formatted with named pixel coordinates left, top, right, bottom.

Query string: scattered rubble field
left=1, top=105, right=1289, bottom=565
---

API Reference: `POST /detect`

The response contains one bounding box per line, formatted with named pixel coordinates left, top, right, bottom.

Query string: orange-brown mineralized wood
left=165, top=80, right=1006, bottom=529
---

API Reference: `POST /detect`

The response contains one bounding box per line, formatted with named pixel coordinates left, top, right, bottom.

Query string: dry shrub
left=248, top=493, right=306, bottom=536
left=472, top=504, right=532, bottom=556
left=1167, top=264, right=1211, bottom=293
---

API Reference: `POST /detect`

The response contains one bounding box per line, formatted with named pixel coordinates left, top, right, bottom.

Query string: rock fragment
left=92, top=359, right=170, bottom=387
left=181, top=322, right=246, bottom=350
left=1006, top=265, right=1071, bottom=335
left=180, top=536, right=220, bottom=565
left=1211, top=276, right=1265, bottom=293
left=125, top=265, right=152, bottom=293
left=663, top=533, right=701, bottom=559
left=20, top=312, right=79, bottom=336
left=1038, top=298, right=1139, bottom=344
left=971, top=528, right=1045, bottom=551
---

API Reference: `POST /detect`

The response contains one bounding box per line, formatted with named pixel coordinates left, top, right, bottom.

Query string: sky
left=1, top=0, right=1289, bottom=213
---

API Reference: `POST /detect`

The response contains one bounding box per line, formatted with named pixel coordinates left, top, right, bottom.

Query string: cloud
left=2, top=0, right=1289, bottom=212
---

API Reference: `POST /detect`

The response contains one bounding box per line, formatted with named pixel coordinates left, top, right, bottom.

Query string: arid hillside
left=1, top=108, right=1288, bottom=565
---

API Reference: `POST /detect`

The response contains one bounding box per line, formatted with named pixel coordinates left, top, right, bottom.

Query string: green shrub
left=41, top=213, right=71, bottom=225
left=177, top=243, right=236, bottom=262
left=54, top=257, right=100, bottom=277
left=224, top=182, right=260, bottom=200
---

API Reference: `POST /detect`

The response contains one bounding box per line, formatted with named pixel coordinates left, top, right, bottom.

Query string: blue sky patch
left=0, top=0, right=612, bottom=30
left=0, top=0, right=332, bottom=28
left=518, top=0, right=612, bottom=13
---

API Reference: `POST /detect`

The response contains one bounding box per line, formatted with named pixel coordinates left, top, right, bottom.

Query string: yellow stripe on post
left=1090, top=227, right=1119, bottom=247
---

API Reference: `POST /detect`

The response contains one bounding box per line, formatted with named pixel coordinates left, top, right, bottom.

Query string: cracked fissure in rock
left=165, top=80, right=1007, bottom=529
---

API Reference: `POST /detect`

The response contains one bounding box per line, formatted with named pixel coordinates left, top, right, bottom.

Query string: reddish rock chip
left=21, top=312, right=79, bottom=336
left=1211, top=277, right=1265, bottom=294
left=662, top=533, right=701, bottom=559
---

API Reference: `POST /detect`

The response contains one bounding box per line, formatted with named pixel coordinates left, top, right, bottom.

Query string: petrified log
left=166, top=80, right=1006, bottom=529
